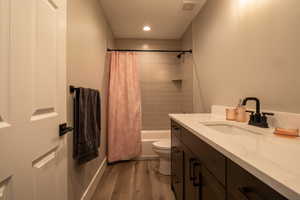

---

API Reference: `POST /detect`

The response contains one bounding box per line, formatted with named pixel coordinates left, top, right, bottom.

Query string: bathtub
left=136, top=130, right=171, bottom=160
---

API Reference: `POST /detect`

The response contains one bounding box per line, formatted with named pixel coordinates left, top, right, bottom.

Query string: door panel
left=171, top=146, right=184, bottom=200
left=32, top=0, right=59, bottom=118
left=0, top=0, right=67, bottom=199
left=32, top=147, right=63, bottom=200
left=171, top=123, right=184, bottom=200
left=181, top=127, right=226, bottom=186
left=184, top=147, right=200, bottom=200
left=227, top=160, right=288, bottom=200
left=0, top=0, right=10, bottom=128
left=0, top=0, right=14, bottom=192
left=176, top=148, right=184, bottom=200
left=202, top=167, right=226, bottom=200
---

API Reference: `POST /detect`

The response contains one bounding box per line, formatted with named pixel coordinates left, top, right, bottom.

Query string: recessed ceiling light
left=143, top=26, right=151, bottom=32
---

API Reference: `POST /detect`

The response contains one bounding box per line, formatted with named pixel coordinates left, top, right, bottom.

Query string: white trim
left=80, top=157, right=107, bottom=200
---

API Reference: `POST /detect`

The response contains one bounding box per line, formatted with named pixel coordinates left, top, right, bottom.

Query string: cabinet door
left=171, top=146, right=184, bottom=200
left=201, top=167, right=226, bottom=200
left=171, top=121, right=181, bottom=139
left=181, top=127, right=226, bottom=186
left=227, top=160, right=288, bottom=200
left=171, top=123, right=184, bottom=200
left=184, top=148, right=201, bottom=200
left=171, top=122, right=180, bottom=193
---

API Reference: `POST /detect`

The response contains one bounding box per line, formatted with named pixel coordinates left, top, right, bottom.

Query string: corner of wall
left=80, top=158, right=107, bottom=200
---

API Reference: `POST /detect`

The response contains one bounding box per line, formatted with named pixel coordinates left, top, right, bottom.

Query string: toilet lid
left=153, top=139, right=171, bottom=150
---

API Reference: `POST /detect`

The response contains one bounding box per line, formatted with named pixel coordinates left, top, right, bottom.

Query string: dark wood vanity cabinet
left=227, top=160, right=288, bottom=200
left=171, top=146, right=184, bottom=200
left=171, top=120, right=288, bottom=200
left=171, top=122, right=184, bottom=200
left=171, top=121, right=226, bottom=200
left=201, top=166, right=226, bottom=200
left=183, top=146, right=201, bottom=200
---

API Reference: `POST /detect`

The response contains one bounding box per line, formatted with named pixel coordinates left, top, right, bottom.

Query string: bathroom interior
left=1, top=0, right=300, bottom=200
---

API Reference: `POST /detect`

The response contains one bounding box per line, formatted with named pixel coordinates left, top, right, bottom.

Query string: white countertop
left=169, top=113, right=300, bottom=200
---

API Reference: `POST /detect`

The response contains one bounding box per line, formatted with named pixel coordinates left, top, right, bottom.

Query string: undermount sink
left=204, top=123, right=262, bottom=136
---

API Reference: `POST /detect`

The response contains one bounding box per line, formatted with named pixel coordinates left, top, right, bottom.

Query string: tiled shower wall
left=115, top=39, right=184, bottom=130
left=139, top=52, right=182, bottom=130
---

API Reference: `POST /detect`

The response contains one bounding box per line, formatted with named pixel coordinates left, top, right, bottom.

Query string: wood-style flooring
left=92, top=160, right=175, bottom=200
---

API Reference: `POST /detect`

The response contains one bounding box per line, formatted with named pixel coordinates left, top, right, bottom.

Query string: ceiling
left=100, top=0, right=206, bottom=39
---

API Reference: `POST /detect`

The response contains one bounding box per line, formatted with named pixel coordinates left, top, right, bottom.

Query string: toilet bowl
left=152, top=139, right=171, bottom=175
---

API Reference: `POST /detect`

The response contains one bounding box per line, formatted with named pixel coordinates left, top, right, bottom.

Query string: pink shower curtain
left=107, top=52, right=142, bottom=163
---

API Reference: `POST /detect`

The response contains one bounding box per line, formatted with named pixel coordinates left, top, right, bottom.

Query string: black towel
left=73, top=87, right=101, bottom=165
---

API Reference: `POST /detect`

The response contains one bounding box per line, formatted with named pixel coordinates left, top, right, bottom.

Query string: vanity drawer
left=227, top=160, right=288, bottom=200
left=171, top=120, right=181, bottom=140
left=181, top=128, right=226, bottom=186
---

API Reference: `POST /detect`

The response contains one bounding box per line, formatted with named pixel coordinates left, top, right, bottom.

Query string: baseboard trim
left=134, top=155, right=159, bottom=161
left=81, top=157, right=107, bottom=200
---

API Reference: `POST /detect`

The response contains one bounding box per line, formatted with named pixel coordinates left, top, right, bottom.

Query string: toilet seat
left=153, top=139, right=171, bottom=150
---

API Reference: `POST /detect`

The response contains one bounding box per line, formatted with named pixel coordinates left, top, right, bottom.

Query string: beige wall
left=67, top=0, right=114, bottom=199
left=190, top=0, right=300, bottom=113
left=181, top=26, right=204, bottom=113
left=115, top=39, right=183, bottom=130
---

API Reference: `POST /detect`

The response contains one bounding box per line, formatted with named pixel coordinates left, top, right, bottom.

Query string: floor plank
left=92, top=160, right=175, bottom=200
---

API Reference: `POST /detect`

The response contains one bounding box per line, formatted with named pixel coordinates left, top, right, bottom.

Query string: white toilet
left=152, top=139, right=171, bottom=175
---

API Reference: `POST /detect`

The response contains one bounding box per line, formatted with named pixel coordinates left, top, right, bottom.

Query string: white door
left=0, top=0, right=67, bottom=199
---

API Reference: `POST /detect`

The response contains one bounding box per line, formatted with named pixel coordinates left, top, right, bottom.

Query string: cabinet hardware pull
left=172, top=125, right=180, bottom=131
left=193, top=172, right=202, bottom=187
left=172, top=174, right=180, bottom=184
left=189, top=158, right=196, bottom=180
left=192, top=162, right=201, bottom=187
left=238, top=187, right=264, bottom=200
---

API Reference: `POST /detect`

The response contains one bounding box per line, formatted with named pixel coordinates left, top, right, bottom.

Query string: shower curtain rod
left=107, top=48, right=192, bottom=53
